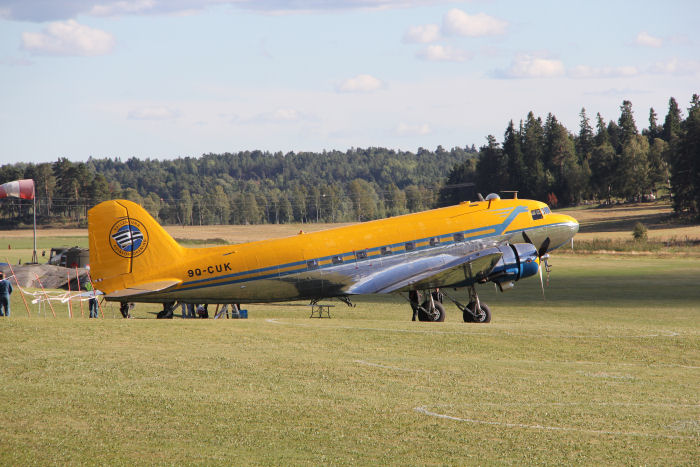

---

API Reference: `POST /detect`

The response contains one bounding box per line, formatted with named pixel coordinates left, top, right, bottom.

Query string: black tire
left=465, top=301, right=491, bottom=323
left=418, top=301, right=446, bottom=322
left=463, top=308, right=474, bottom=323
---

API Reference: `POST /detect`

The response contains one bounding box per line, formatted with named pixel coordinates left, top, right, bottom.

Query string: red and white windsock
left=0, top=179, right=35, bottom=200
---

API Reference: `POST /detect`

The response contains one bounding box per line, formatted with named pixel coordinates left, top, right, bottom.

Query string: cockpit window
left=531, top=209, right=544, bottom=220
left=542, top=206, right=551, bottom=215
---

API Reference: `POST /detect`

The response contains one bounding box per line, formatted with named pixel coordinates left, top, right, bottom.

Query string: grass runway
left=1, top=255, right=698, bottom=465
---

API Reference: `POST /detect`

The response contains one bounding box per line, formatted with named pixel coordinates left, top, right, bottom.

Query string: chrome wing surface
left=346, top=250, right=503, bottom=295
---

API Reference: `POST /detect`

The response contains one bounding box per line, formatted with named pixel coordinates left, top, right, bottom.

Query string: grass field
left=0, top=202, right=699, bottom=464
left=1, top=255, right=699, bottom=465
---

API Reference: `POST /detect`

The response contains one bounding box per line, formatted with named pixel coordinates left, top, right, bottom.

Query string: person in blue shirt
left=0, top=272, right=13, bottom=317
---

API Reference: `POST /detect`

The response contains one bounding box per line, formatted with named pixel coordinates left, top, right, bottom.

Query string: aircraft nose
left=546, top=214, right=579, bottom=252
left=564, top=215, right=579, bottom=237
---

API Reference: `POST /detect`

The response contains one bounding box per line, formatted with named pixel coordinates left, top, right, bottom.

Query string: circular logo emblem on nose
left=109, top=218, right=149, bottom=258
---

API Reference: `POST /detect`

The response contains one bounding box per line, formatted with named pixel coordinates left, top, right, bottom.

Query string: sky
left=0, top=0, right=698, bottom=164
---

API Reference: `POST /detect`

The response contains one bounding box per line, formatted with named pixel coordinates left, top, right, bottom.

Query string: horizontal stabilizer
left=106, top=279, right=181, bottom=299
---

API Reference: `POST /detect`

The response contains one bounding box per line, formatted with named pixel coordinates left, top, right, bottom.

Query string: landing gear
left=418, top=300, right=445, bottom=322
left=460, top=286, right=490, bottom=323
left=463, top=301, right=491, bottom=323
left=407, top=289, right=445, bottom=322
left=407, top=286, right=491, bottom=323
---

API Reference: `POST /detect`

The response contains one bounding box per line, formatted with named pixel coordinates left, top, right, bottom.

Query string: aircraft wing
left=105, top=279, right=182, bottom=299
left=346, top=250, right=502, bottom=295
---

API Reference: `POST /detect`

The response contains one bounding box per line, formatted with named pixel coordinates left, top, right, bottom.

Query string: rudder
left=88, top=200, right=184, bottom=295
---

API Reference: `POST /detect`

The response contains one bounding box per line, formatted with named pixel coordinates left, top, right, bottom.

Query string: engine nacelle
left=486, top=243, right=539, bottom=287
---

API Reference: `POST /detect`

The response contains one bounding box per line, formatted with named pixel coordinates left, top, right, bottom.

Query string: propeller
left=522, top=231, right=551, bottom=299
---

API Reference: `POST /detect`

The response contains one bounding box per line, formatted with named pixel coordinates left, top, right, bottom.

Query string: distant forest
left=1, top=94, right=698, bottom=226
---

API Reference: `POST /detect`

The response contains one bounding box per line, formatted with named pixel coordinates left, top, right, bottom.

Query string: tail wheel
left=464, top=302, right=491, bottom=323
left=418, top=301, right=445, bottom=322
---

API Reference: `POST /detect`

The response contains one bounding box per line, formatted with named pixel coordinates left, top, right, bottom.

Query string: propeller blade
left=538, top=237, right=551, bottom=258
left=522, top=231, right=533, bottom=245
left=538, top=260, right=546, bottom=300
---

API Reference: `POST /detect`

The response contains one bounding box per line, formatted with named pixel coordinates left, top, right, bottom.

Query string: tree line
left=1, top=94, right=698, bottom=226
left=439, top=95, right=700, bottom=217
left=0, top=147, right=475, bottom=226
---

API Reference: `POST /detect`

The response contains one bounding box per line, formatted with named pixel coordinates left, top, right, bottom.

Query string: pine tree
left=617, top=100, right=638, bottom=146
left=671, top=95, right=700, bottom=215
left=663, top=97, right=682, bottom=143
left=503, top=120, right=526, bottom=194
left=475, top=135, right=506, bottom=195
left=590, top=141, right=616, bottom=203
left=595, top=113, right=609, bottom=146
left=644, top=107, right=661, bottom=142
left=522, top=112, right=546, bottom=200
left=577, top=108, right=594, bottom=159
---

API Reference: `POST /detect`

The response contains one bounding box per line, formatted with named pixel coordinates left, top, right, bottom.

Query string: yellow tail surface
left=88, top=200, right=185, bottom=295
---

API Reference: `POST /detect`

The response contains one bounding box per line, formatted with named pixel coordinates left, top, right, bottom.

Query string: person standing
left=84, top=280, right=98, bottom=318
left=409, top=289, right=422, bottom=321
left=0, top=272, right=13, bottom=317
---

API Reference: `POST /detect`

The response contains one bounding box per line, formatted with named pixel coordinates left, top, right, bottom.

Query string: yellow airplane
left=87, top=194, right=578, bottom=322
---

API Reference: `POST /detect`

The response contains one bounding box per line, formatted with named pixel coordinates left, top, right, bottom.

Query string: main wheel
left=418, top=301, right=445, bottom=322
left=464, top=301, right=491, bottom=323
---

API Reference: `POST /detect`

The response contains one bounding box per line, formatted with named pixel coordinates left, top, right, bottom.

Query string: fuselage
left=121, top=198, right=578, bottom=303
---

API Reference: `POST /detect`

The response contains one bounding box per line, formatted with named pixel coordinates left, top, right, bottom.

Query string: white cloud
left=89, top=0, right=157, bottom=17
left=568, top=64, right=639, bottom=79
left=21, top=20, right=115, bottom=56
left=396, top=122, right=431, bottom=136
left=336, top=74, right=384, bottom=93
left=648, top=58, right=700, bottom=75
left=128, top=106, right=180, bottom=120
left=403, top=23, right=440, bottom=43
left=242, top=108, right=318, bottom=125
left=0, top=1, right=454, bottom=21
left=569, top=59, right=700, bottom=78
left=442, top=9, right=507, bottom=37
left=635, top=31, right=662, bottom=48
left=497, top=54, right=565, bottom=78
left=416, top=44, right=471, bottom=62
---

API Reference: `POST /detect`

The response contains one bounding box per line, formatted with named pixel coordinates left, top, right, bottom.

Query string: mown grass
left=174, top=237, right=229, bottom=246
left=562, top=237, right=700, bottom=254
left=1, top=255, right=698, bottom=465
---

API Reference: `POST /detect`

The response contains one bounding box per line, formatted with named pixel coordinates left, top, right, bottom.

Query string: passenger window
left=453, top=233, right=465, bottom=242
left=405, top=241, right=415, bottom=251
left=429, top=237, right=440, bottom=247
left=531, top=209, right=543, bottom=220
left=381, top=246, right=393, bottom=255
left=355, top=250, right=367, bottom=260
left=307, top=259, right=319, bottom=269
left=332, top=255, right=343, bottom=265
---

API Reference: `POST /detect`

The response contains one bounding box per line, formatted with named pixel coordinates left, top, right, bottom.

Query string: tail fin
left=88, top=200, right=184, bottom=296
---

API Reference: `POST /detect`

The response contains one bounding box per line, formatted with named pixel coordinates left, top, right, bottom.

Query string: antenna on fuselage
left=501, top=190, right=519, bottom=199
left=485, top=193, right=500, bottom=208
